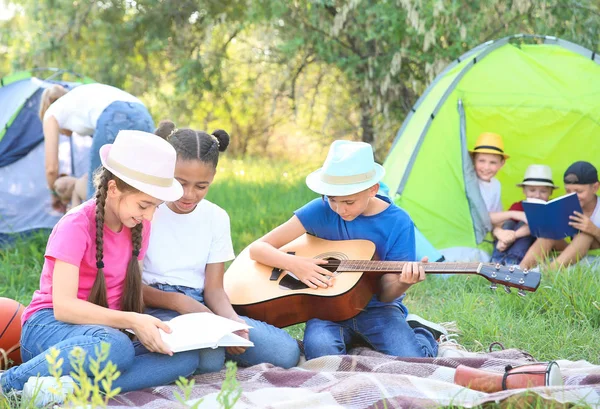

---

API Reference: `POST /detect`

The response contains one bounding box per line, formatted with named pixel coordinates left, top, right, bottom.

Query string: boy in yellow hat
left=469, top=132, right=528, bottom=247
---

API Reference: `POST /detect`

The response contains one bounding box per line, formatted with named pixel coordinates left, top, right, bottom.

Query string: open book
left=521, top=192, right=582, bottom=240
left=130, top=313, right=254, bottom=353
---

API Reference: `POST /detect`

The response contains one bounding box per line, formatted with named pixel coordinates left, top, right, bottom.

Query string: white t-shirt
left=478, top=177, right=503, bottom=213
left=142, top=200, right=235, bottom=291
left=591, top=196, right=600, bottom=227
left=44, top=83, right=142, bottom=136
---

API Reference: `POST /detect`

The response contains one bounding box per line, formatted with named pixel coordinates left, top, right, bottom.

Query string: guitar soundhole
left=278, top=253, right=345, bottom=291
left=315, top=252, right=348, bottom=261
left=279, top=274, right=310, bottom=290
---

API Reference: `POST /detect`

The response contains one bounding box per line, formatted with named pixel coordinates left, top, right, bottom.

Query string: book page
left=161, top=313, right=252, bottom=353
left=546, top=192, right=577, bottom=204
left=217, top=332, right=254, bottom=348
left=524, top=198, right=546, bottom=205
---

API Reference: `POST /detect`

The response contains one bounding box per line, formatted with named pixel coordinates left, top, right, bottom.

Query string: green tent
left=382, top=34, right=600, bottom=261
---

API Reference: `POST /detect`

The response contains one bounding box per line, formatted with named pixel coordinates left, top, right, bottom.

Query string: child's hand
left=288, top=256, right=335, bottom=289
left=496, top=240, right=509, bottom=252
left=398, top=259, right=426, bottom=286
left=226, top=315, right=250, bottom=355
left=495, top=229, right=516, bottom=245
left=569, top=211, right=599, bottom=236
left=130, top=313, right=173, bottom=356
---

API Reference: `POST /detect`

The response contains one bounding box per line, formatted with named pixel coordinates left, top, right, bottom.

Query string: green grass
left=1, top=157, right=598, bottom=408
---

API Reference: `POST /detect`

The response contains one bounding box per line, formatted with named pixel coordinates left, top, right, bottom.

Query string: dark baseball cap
left=563, top=161, right=598, bottom=185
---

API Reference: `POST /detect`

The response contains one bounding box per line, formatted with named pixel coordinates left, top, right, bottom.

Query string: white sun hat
left=305, top=140, right=385, bottom=196
left=99, top=130, right=183, bottom=202
left=516, top=164, right=559, bottom=189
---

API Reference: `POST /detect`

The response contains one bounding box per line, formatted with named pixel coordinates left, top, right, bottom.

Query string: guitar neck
left=336, top=260, right=481, bottom=274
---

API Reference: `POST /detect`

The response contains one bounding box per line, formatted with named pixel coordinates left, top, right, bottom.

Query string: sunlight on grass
left=207, top=157, right=320, bottom=253
left=1, top=157, right=598, bottom=389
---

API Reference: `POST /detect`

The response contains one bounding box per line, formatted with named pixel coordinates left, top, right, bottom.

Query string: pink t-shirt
left=22, top=200, right=151, bottom=325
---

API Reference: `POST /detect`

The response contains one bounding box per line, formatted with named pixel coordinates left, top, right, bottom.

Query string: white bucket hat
left=99, top=130, right=183, bottom=202
left=306, top=140, right=385, bottom=196
left=516, top=164, right=558, bottom=189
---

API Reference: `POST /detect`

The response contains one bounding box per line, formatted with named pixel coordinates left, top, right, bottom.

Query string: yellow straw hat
left=469, top=132, right=510, bottom=159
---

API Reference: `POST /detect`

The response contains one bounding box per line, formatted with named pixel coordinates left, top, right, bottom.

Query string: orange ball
left=0, top=297, right=25, bottom=369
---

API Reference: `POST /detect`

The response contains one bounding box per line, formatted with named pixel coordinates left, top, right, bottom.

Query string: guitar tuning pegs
left=509, top=265, right=515, bottom=272
left=495, top=263, right=502, bottom=270
left=504, top=286, right=511, bottom=294
left=489, top=283, right=497, bottom=291
left=518, top=290, right=526, bottom=297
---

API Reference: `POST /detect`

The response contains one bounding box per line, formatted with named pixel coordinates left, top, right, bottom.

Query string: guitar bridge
left=270, top=251, right=296, bottom=281
left=279, top=274, right=310, bottom=290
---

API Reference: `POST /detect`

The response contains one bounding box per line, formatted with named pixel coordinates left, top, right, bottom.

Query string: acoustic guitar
left=224, top=234, right=541, bottom=328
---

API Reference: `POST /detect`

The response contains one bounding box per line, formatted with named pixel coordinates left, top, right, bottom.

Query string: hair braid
left=88, top=169, right=110, bottom=308
left=121, top=223, right=144, bottom=313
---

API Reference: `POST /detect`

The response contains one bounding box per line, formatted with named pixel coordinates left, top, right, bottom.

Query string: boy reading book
left=521, top=193, right=582, bottom=240
left=520, top=161, right=600, bottom=271
left=491, top=165, right=558, bottom=265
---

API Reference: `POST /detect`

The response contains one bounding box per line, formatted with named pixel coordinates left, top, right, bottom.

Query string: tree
left=251, top=0, right=600, bottom=157
left=2, top=0, right=598, bottom=159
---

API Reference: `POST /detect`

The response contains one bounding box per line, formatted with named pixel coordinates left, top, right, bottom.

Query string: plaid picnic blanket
left=108, top=348, right=600, bottom=408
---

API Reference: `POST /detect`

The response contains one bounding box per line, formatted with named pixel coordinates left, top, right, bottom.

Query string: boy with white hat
left=491, top=165, right=558, bottom=265
left=520, top=161, right=600, bottom=271
left=249, top=140, right=442, bottom=360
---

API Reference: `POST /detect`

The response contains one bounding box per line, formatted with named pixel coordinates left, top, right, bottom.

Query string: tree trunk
left=359, top=97, right=374, bottom=145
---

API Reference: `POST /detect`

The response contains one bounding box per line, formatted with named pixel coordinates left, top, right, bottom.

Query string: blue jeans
left=145, top=284, right=300, bottom=373
left=0, top=309, right=199, bottom=393
left=87, top=101, right=154, bottom=198
left=491, top=220, right=536, bottom=265
left=303, top=305, right=438, bottom=360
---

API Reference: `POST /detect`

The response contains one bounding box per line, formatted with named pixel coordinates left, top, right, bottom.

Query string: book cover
left=129, top=312, right=254, bottom=353
left=521, top=192, right=582, bottom=240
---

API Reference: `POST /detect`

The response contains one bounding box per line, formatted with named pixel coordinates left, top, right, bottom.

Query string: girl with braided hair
left=141, top=121, right=300, bottom=373
left=0, top=130, right=199, bottom=405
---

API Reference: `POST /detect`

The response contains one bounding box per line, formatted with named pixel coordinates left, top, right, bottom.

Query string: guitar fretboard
left=336, top=261, right=481, bottom=274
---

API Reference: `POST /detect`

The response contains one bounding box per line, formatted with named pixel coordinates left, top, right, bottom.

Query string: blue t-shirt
left=294, top=195, right=416, bottom=311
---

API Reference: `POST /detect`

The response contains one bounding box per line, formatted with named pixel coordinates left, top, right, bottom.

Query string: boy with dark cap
left=520, top=161, right=600, bottom=271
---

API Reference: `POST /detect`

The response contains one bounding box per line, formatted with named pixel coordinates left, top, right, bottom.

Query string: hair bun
left=211, top=130, right=230, bottom=152
left=155, top=120, right=176, bottom=140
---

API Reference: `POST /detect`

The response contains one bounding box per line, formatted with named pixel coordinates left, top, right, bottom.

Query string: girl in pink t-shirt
left=0, top=130, right=199, bottom=405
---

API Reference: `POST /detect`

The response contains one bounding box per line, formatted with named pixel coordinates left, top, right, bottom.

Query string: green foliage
left=5, top=0, right=597, bottom=157
left=252, top=0, right=600, bottom=155
left=174, top=376, right=203, bottom=409
left=45, top=343, right=121, bottom=408
left=216, top=361, right=242, bottom=409
left=175, top=361, right=241, bottom=409
left=0, top=341, right=244, bottom=408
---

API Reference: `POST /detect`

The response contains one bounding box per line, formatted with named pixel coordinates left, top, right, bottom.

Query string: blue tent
left=0, top=70, right=93, bottom=245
